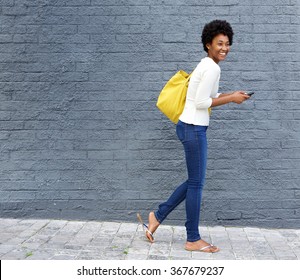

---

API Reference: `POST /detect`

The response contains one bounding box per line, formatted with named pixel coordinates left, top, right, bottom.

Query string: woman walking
left=138, top=20, right=250, bottom=253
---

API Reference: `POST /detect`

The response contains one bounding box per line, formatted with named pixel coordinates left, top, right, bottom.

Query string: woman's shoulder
left=195, top=57, right=220, bottom=75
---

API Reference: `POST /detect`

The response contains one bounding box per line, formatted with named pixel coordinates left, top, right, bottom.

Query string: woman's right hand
left=231, top=91, right=250, bottom=104
left=211, top=91, right=251, bottom=108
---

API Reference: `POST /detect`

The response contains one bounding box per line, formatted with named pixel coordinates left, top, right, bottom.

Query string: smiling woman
left=138, top=19, right=251, bottom=254
left=201, top=19, right=233, bottom=53
left=206, top=34, right=231, bottom=64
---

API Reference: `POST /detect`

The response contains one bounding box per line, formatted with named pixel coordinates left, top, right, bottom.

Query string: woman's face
left=206, top=34, right=230, bottom=64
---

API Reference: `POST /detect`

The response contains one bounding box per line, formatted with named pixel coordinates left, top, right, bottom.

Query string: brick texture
left=0, top=0, right=299, bottom=228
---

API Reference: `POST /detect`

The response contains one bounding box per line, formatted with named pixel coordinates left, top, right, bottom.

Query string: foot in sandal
left=137, top=212, right=160, bottom=243
left=185, top=239, right=220, bottom=253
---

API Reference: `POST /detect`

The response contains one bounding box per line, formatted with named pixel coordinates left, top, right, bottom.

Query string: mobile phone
left=245, top=91, right=255, bottom=96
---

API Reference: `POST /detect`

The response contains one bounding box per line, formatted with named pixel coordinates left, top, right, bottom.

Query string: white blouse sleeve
left=195, top=67, right=220, bottom=109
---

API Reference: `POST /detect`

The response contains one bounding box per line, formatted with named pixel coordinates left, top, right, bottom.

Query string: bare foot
left=146, top=212, right=160, bottom=243
left=185, top=239, right=220, bottom=253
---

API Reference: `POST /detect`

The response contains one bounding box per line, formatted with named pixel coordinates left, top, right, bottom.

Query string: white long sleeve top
left=179, top=57, right=221, bottom=126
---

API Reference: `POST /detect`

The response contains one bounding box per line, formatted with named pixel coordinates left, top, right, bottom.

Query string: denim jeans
left=154, top=120, right=208, bottom=242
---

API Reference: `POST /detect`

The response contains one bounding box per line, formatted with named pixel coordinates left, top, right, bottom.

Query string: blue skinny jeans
left=154, top=120, right=208, bottom=242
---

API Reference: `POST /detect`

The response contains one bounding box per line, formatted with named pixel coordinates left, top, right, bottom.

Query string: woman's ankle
left=148, top=212, right=160, bottom=232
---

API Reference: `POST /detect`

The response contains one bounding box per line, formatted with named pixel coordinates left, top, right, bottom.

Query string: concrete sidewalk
left=0, top=218, right=299, bottom=260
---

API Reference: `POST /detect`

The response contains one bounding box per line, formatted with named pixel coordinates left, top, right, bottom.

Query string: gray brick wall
left=0, top=0, right=299, bottom=228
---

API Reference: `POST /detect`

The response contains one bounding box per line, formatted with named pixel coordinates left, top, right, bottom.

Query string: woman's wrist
left=218, top=92, right=234, bottom=101
left=220, top=92, right=233, bottom=96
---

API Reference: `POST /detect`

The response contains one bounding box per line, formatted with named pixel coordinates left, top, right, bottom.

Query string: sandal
left=185, top=243, right=220, bottom=253
left=137, top=213, right=154, bottom=243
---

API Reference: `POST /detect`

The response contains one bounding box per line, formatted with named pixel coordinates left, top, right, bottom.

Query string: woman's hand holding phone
left=231, top=91, right=250, bottom=104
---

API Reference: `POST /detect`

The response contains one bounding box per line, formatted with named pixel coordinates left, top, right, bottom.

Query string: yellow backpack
left=156, top=70, right=191, bottom=124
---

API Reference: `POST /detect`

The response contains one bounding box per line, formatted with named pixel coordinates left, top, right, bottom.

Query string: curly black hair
left=201, top=20, right=234, bottom=53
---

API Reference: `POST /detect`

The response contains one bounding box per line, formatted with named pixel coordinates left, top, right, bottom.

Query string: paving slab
left=0, top=218, right=299, bottom=260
